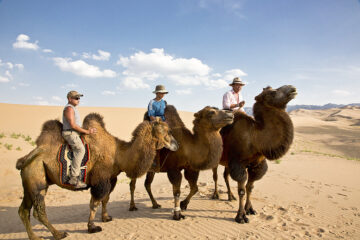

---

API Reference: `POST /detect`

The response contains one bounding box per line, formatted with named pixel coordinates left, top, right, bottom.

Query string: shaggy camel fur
left=212, top=85, right=297, bottom=223
left=129, top=106, right=233, bottom=220
left=16, top=113, right=178, bottom=240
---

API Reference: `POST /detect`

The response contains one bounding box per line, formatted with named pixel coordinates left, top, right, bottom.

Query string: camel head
left=151, top=118, right=179, bottom=151
left=255, top=85, right=297, bottom=109
left=193, top=106, right=234, bottom=130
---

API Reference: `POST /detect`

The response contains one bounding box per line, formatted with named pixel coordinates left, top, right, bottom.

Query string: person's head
left=229, top=77, right=245, bottom=93
left=153, top=85, right=168, bottom=100
left=66, top=90, right=83, bottom=106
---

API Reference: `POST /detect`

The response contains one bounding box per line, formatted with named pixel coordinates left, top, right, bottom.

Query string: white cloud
left=6, top=62, right=14, bottom=69
left=332, top=90, right=351, bottom=97
left=15, top=64, right=24, bottom=70
left=13, top=34, right=39, bottom=50
left=5, top=70, right=12, bottom=79
left=116, top=48, right=246, bottom=89
left=43, top=49, right=53, bottom=53
left=176, top=88, right=192, bottom=95
left=72, top=52, right=78, bottom=57
left=83, top=50, right=111, bottom=61
left=53, top=57, right=116, bottom=78
left=0, top=75, right=10, bottom=82
left=52, top=96, right=62, bottom=102
left=121, top=76, right=150, bottom=89
left=101, top=90, right=116, bottom=95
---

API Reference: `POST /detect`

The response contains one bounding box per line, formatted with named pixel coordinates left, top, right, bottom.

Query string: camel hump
left=36, top=119, right=64, bottom=146
left=164, top=105, right=186, bottom=129
left=83, top=113, right=106, bottom=129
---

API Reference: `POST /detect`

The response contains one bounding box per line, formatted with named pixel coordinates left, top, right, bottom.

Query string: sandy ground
left=0, top=103, right=359, bottom=240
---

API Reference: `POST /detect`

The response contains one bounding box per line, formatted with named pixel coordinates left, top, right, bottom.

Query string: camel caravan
left=16, top=84, right=297, bottom=240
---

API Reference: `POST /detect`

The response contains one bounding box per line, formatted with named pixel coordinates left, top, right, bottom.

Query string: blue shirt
left=148, top=99, right=166, bottom=121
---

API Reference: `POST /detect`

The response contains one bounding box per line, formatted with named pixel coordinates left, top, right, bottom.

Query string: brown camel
left=16, top=113, right=178, bottom=240
left=129, top=105, right=233, bottom=220
left=211, top=85, right=297, bottom=223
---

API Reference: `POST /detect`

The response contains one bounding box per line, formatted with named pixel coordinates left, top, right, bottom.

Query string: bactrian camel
left=16, top=113, right=178, bottom=240
left=129, top=105, right=233, bottom=220
left=212, top=85, right=297, bottom=223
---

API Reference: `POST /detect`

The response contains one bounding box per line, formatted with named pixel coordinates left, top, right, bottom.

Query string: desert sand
left=0, top=103, right=359, bottom=240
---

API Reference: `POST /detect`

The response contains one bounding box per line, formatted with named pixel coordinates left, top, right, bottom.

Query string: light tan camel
left=16, top=113, right=178, bottom=240
left=212, top=85, right=297, bottom=223
left=129, top=106, right=233, bottom=220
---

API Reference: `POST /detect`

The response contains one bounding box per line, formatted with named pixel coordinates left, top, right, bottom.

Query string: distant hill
left=243, top=103, right=360, bottom=115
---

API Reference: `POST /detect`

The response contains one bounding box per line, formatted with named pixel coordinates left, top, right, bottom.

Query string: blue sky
left=0, top=0, right=359, bottom=112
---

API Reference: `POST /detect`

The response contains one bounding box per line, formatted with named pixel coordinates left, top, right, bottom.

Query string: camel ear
left=194, top=112, right=199, bottom=118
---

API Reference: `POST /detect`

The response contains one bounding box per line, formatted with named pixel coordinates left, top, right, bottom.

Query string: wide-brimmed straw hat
left=153, top=85, right=169, bottom=94
left=67, top=90, right=84, bottom=99
left=229, top=77, right=245, bottom=86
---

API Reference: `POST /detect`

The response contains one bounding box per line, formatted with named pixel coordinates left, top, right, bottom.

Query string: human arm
left=63, top=107, right=97, bottom=134
left=148, top=100, right=156, bottom=121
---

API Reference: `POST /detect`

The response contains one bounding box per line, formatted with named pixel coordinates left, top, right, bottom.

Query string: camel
left=129, top=105, right=234, bottom=220
left=211, top=85, right=297, bottom=223
left=16, top=113, right=178, bottom=240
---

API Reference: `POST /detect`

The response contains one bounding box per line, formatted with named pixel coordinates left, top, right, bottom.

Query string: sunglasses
left=72, top=97, right=80, bottom=100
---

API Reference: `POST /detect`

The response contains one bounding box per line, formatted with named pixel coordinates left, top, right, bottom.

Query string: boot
left=69, top=176, right=87, bottom=189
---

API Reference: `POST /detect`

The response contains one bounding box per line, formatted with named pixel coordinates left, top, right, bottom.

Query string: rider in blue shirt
left=148, top=85, right=168, bottom=121
left=148, top=85, right=169, bottom=172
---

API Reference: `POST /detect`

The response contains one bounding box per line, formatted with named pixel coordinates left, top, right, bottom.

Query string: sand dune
left=0, top=103, right=359, bottom=239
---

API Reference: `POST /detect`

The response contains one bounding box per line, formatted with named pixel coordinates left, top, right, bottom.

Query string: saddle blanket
left=57, top=140, right=90, bottom=186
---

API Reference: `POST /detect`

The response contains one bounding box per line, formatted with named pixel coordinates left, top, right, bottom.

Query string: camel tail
left=16, top=147, right=44, bottom=170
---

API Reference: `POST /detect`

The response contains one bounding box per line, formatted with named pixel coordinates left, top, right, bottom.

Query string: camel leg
left=180, top=169, right=199, bottom=210
left=211, top=167, right=220, bottom=199
left=102, top=177, right=117, bottom=221
left=33, top=189, right=69, bottom=239
left=144, top=172, right=161, bottom=209
left=18, top=190, right=38, bottom=240
left=224, top=167, right=236, bottom=201
left=167, top=169, right=185, bottom=220
left=129, top=179, right=138, bottom=211
left=87, top=196, right=103, bottom=233
left=245, top=160, right=268, bottom=215
left=228, top=157, right=249, bottom=223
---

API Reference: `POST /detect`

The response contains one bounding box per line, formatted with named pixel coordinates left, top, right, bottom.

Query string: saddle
left=57, top=138, right=90, bottom=186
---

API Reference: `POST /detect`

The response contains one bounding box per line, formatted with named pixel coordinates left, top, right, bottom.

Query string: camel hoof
left=102, top=215, right=113, bottom=222
left=129, top=206, right=138, bottom=211
left=228, top=193, right=236, bottom=201
left=54, top=231, right=69, bottom=239
left=235, top=212, right=249, bottom=224
left=180, top=201, right=188, bottom=210
left=246, top=207, right=257, bottom=215
left=152, top=204, right=161, bottom=209
left=88, top=225, right=102, bottom=234
left=212, top=192, right=220, bottom=200
left=172, top=211, right=185, bottom=221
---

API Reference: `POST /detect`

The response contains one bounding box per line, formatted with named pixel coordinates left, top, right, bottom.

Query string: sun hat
left=229, top=77, right=245, bottom=86
left=67, top=90, right=84, bottom=99
left=153, top=85, right=169, bottom=94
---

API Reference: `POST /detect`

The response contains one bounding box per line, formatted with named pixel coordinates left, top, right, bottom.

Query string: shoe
left=68, top=176, right=87, bottom=189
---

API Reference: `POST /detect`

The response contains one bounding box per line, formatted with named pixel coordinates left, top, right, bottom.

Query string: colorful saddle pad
left=57, top=139, right=90, bottom=186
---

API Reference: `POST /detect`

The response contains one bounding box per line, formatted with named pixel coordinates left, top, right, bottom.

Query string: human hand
left=238, top=101, right=245, bottom=108
left=88, top=128, right=97, bottom=134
